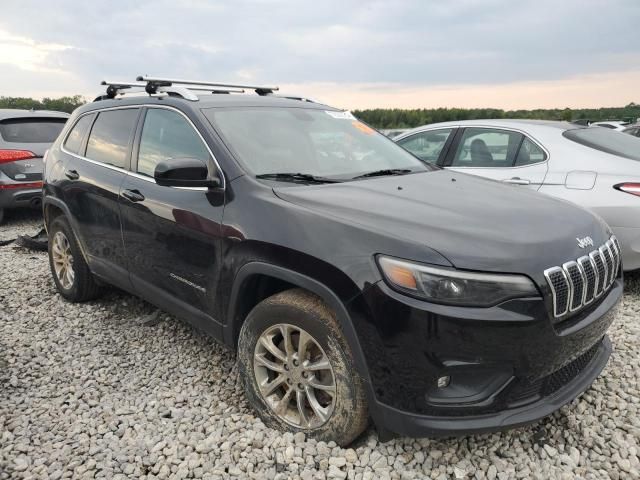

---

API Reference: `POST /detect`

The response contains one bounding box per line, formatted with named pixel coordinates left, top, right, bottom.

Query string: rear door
left=62, top=107, right=140, bottom=285
left=444, top=127, right=548, bottom=190
left=0, top=116, right=67, bottom=184
left=119, top=106, right=224, bottom=327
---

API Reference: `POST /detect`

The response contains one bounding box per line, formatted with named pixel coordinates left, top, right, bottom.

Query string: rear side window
left=0, top=118, right=67, bottom=143
left=86, top=109, right=139, bottom=168
left=137, top=108, right=210, bottom=177
left=515, top=137, right=547, bottom=166
left=451, top=128, right=523, bottom=167
left=64, top=114, right=94, bottom=154
left=396, top=129, right=454, bottom=163
left=563, top=128, right=640, bottom=161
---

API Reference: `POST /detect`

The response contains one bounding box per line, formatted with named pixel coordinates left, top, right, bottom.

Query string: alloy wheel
left=253, top=323, right=336, bottom=428
left=51, top=231, right=75, bottom=289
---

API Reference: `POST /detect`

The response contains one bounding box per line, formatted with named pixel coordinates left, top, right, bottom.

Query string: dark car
left=0, top=109, right=69, bottom=223
left=42, top=77, right=622, bottom=446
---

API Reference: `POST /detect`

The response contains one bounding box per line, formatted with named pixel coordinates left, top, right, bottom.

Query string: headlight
left=377, top=256, right=539, bottom=307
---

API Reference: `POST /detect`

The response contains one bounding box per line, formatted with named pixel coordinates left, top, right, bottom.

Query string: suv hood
left=273, top=170, right=611, bottom=276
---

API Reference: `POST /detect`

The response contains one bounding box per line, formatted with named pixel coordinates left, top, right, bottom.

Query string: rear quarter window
left=63, top=114, right=95, bottom=155
left=563, top=128, right=640, bottom=161
left=0, top=118, right=67, bottom=143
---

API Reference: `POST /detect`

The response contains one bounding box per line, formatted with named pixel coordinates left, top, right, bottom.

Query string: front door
left=119, top=107, right=225, bottom=326
left=446, top=127, right=548, bottom=190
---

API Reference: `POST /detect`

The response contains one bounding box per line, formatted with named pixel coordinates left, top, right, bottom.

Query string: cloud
left=0, top=29, right=74, bottom=74
left=283, top=71, right=640, bottom=110
left=0, top=0, right=638, bottom=107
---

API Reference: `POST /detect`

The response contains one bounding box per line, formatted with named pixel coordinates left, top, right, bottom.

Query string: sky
left=0, top=0, right=639, bottom=110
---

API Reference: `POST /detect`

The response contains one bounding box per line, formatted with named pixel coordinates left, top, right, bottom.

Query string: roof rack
left=137, top=75, right=278, bottom=96
left=95, top=76, right=285, bottom=103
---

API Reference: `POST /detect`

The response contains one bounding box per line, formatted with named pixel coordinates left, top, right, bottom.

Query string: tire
left=238, top=288, right=368, bottom=446
left=48, top=215, right=102, bottom=302
left=0, top=208, right=4, bottom=225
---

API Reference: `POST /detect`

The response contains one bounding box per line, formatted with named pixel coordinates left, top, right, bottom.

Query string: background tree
left=354, top=103, right=640, bottom=128
left=0, top=95, right=86, bottom=113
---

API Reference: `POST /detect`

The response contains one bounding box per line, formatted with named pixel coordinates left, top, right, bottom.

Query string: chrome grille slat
left=563, top=261, right=584, bottom=311
left=544, top=236, right=619, bottom=320
left=590, top=250, right=606, bottom=297
left=600, top=245, right=613, bottom=288
left=577, top=256, right=596, bottom=305
left=608, top=240, right=620, bottom=278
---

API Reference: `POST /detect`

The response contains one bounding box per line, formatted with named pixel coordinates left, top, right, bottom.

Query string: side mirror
left=154, top=158, right=221, bottom=188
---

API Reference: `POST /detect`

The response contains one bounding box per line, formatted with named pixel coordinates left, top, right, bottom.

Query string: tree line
left=1, top=95, right=639, bottom=128
left=354, top=103, right=640, bottom=129
left=0, top=95, right=86, bottom=114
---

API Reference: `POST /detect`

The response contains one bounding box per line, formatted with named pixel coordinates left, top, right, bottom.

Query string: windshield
left=203, top=107, right=433, bottom=180
left=563, top=127, right=640, bottom=161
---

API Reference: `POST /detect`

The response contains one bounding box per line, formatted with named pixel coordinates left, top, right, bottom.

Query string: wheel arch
left=43, top=197, right=91, bottom=265
left=224, top=262, right=373, bottom=393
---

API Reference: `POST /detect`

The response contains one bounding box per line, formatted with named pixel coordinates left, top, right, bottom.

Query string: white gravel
left=1, top=210, right=639, bottom=479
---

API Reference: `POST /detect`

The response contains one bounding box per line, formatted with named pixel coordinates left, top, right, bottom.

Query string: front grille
left=544, top=236, right=620, bottom=319
left=543, top=341, right=601, bottom=395
left=506, top=339, right=601, bottom=404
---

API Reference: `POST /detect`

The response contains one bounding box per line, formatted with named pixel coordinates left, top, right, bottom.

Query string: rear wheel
left=48, top=216, right=102, bottom=302
left=238, top=288, right=368, bottom=446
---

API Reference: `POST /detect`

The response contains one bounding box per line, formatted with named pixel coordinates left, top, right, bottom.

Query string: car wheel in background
left=48, top=215, right=102, bottom=302
left=237, top=288, right=369, bottom=446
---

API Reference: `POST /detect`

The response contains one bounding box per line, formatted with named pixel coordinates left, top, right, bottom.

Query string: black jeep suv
left=43, top=77, right=622, bottom=445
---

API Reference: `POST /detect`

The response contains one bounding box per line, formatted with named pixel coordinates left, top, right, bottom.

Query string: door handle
left=503, top=177, right=530, bottom=185
left=65, top=169, right=79, bottom=180
left=121, top=189, right=145, bottom=202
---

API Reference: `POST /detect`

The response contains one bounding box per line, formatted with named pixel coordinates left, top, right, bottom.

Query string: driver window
left=397, top=129, right=454, bottom=163
left=137, top=109, right=210, bottom=178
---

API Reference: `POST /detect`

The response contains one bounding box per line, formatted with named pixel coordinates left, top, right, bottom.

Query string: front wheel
left=237, top=289, right=368, bottom=446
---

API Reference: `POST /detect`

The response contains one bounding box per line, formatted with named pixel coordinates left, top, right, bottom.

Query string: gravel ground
left=1, top=209, right=639, bottom=480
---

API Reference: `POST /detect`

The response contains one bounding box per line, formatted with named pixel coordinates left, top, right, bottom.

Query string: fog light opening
left=437, top=375, right=451, bottom=388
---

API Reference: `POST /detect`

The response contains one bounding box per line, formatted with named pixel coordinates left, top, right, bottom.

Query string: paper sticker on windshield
left=352, top=121, right=375, bottom=135
left=325, top=110, right=356, bottom=120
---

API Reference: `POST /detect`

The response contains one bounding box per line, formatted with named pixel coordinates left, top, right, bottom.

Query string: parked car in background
left=591, top=121, right=630, bottom=131
left=622, top=124, right=640, bottom=138
left=0, top=109, right=69, bottom=223
left=380, top=128, right=409, bottom=139
left=394, top=120, right=640, bottom=270
left=42, top=77, right=620, bottom=445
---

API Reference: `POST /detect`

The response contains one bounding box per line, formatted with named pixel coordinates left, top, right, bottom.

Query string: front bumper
left=373, top=336, right=611, bottom=437
left=354, top=277, right=621, bottom=438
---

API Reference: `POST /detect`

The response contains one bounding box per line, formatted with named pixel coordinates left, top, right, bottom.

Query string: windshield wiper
left=256, top=173, right=342, bottom=184
left=352, top=169, right=412, bottom=179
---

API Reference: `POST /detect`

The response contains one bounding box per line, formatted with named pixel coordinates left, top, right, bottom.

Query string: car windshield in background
left=563, top=127, right=640, bottom=161
left=203, top=107, right=434, bottom=181
left=0, top=118, right=67, bottom=143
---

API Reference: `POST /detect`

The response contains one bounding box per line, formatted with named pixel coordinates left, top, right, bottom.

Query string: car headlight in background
left=377, top=256, right=539, bottom=307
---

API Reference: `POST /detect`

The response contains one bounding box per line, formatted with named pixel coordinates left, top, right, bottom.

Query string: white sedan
left=591, top=121, right=630, bottom=131
left=394, top=119, right=640, bottom=270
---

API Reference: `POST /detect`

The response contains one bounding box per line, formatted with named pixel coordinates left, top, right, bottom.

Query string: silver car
left=394, top=119, right=640, bottom=270
left=0, top=109, right=69, bottom=223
